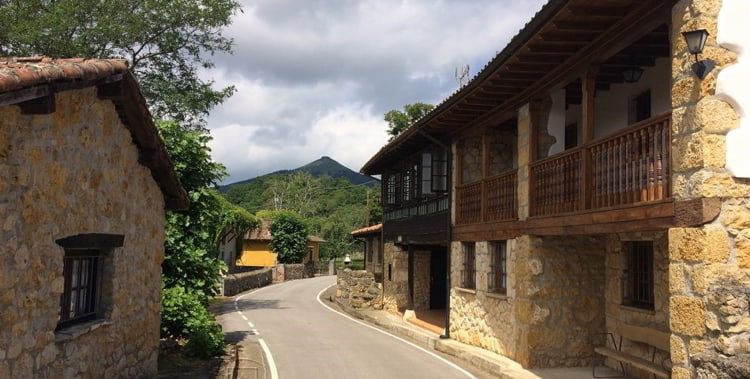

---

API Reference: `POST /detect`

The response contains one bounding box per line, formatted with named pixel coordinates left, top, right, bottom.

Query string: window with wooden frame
left=386, top=173, right=400, bottom=206
left=421, top=152, right=433, bottom=196
left=402, top=167, right=412, bottom=203
left=54, top=233, right=123, bottom=332
left=461, top=242, right=476, bottom=289
left=622, top=241, right=654, bottom=310
left=629, top=89, right=652, bottom=124
left=564, top=123, right=578, bottom=150
left=432, top=149, right=448, bottom=192
left=58, top=249, right=102, bottom=330
left=366, top=240, right=373, bottom=263
left=488, top=241, right=508, bottom=294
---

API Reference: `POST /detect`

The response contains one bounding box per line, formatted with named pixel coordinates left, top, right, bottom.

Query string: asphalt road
left=221, top=276, right=474, bottom=379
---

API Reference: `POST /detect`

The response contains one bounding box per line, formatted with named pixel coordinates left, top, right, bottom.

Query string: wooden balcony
left=450, top=113, right=707, bottom=240
left=383, top=195, right=450, bottom=244
left=530, top=113, right=671, bottom=217
left=456, top=169, right=518, bottom=225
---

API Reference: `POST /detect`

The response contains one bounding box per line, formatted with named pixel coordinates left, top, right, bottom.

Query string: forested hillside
left=223, top=171, right=381, bottom=262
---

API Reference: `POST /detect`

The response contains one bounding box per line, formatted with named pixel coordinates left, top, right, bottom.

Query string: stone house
left=351, top=223, right=384, bottom=282
left=0, top=57, right=189, bottom=377
left=361, top=0, right=750, bottom=377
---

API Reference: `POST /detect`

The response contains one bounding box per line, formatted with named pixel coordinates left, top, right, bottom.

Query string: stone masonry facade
left=383, top=241, right=409, bottom=313
left=336, top=269, right=383, bottom=310
left=669, top=1, right=750, bottom=377
left=0, top=88, right=166, bottom=378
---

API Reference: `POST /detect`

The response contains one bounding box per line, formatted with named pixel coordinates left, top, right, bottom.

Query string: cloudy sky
left=205, top=0, right=547, bottom=184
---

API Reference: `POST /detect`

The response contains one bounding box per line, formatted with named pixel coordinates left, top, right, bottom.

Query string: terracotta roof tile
left=351, top=223, right=383, bottom=236
left=0, top=56, right=128, bottom=93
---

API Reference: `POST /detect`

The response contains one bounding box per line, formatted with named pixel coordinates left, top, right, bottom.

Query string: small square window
left=622, top=241, right=654, bottom=310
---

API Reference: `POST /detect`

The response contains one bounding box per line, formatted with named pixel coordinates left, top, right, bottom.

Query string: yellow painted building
left=236, top=219, right=324, bottom=267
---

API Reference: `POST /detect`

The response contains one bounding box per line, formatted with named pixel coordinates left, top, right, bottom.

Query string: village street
left=217, top=276, right=476, bottom=379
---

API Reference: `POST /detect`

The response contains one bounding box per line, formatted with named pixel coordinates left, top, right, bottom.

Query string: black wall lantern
left=682, top=29, right=715, bottom=79
left=622, top=66, right=644, bottom=83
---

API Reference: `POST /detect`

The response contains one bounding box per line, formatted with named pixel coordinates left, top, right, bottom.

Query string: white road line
left=316, top=283, right=476, bottom=379
left=235, top=311, right=243, bottom=316
left=258, top=338, right=279, bottom=379
left=241, top=314, right=248, bottom=321
left=248, top=321, right=255, bottom=328
left=252, top=329, right=259, bottom=335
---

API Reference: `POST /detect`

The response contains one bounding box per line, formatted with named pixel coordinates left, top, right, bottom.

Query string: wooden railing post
left=580, top=66, right=598, bottom=210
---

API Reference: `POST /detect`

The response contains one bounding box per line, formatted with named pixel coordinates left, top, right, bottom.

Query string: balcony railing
left=384, top=194, right=449, bottom=221
left=456, top=169, right=518, bottom=225
left=530, top=113, right=671, bottom=217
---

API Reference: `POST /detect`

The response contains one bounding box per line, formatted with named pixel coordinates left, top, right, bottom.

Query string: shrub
left=269, top=211, right=309, bottom=264
left=161, top=286, right=225, bottom=357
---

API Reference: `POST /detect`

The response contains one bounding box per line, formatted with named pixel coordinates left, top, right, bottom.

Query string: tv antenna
left=455, top=64, right=470, bottom=87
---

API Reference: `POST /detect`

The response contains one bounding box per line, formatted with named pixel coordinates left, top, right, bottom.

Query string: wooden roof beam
left=553, top=20, right=612, bottom=31
left=540, top=32, right=597, bottom=43
left=568, top=6, right=633, bottom=18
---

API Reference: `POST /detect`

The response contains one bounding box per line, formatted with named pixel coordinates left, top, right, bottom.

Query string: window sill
left=485, top=292, right=509, bottom=300
left=55, top=319, right=113, bottom=343
left=619, top=304, right=656, bottom=315
left=455, top=287, right=476, bottom=295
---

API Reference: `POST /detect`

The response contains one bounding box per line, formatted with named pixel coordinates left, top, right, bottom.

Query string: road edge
left=315, top=284, right=477, bottom=379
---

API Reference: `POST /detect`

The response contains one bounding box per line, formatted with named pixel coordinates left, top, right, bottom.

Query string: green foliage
left=158, top=121, right=227, bottom=297
left=0, top=0, right=241, bottom=128
left=384, top=102, right=434, bottom=140
left=161, top=286, right=224, bottom=358
left=269, top=212, right=309, bottom=264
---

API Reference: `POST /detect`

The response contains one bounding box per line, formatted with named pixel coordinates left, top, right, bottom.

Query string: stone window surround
left=454, top=240, right=515, bottom=301
left=53, top=233, right=124, bottom=340
left=460, top=242, right=476, bottom=290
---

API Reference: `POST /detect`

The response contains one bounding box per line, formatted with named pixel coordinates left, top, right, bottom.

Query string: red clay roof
left=351, top=223, right=382, bottom=237
left=0, top=57, right=128, bottom=93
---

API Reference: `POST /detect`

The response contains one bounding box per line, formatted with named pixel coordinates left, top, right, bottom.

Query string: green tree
left=157, top=121, right=227, bottom=297
left=269, top=212, right=309, bottom=264
left=384, top=102, right=434, bottom=140
left=0, top=0, right=241, bottom=128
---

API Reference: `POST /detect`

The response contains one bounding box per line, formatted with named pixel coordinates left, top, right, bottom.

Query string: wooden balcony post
left=580, top=66, right=598, bottom=210
left=481, top=134, right=489, bottom=221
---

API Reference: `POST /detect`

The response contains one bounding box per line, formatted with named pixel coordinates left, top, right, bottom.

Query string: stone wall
left=450, top=241, right=518, bottom=359
left=513, top=235, right=606, bottom=368
left=413, top=250, right=431, bottom=310
left=460, top=135, right=482, bottom=184
left=336, top=269, right=383, bottom=309
left=276, top=263, right=304, bottom=281
left=383, top=241, right=409, bottom=313
left=488, top=130, right=517, bottom=176
left=604, top=232, right=670, bottom=378
left=0, top=88, right=165, bottom=377
left=223, top=268, right=273, bottom=297
left=669, top=1, right=750, bottom=377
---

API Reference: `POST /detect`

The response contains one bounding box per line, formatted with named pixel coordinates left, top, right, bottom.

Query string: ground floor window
left=488, top=241, right=507, bottom=294
left=461, top=242, right=476, bottom=289
left=58, top=249, right=101, bottom=330
left=622, top=241, right=654, bottom=310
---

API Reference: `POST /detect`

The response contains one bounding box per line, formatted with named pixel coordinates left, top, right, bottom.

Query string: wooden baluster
left=626, top=133, right=632, bottom=204
left=648, top=126, right=656, bottom=201
left=565, top=156, right=571, bottom=212
left=618, top=137, right=624, bottom=205
left=592, top=147, right=599, bottom=208
left=638, top=129, right=648, bottom=201
left=662, top=120, right=669, bottom=199
left=557, top=159, right=563, bottom=214
left=605, top=141, right=610, bottom=207
left=655, top=123, right=664, bottom=200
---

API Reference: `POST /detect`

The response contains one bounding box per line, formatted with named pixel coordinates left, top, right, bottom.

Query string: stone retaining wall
left=336, top=269, right=383, bottom=309
left=223, top=268, right=273, bottom=296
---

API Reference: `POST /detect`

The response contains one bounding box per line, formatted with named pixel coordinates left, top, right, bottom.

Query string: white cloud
left=204, top=0, right=548, bottom=183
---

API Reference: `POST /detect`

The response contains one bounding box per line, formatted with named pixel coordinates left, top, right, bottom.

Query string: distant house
left=236, top=219, right=324, bottom=267
left=351, top=224, right=383, bottom=281
left=0, top=57, right=188, bottom=377
left=218, top=227, right=242, bottom=272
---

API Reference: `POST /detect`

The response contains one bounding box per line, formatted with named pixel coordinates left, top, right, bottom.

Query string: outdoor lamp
left=622, top=66, right=644, bottom=83
left=682, top=29, right=715, bottom=79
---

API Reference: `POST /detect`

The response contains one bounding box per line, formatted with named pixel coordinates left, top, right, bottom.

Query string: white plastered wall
left=544, top=58, right=669, bottom=157
left=717, top=0, right=750, bottom=178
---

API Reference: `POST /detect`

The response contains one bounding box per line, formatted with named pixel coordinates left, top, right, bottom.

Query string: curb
left=331, top=297, right=537, bottom=379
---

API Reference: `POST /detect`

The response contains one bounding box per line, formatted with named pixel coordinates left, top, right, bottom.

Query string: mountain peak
left=219, top=156, right=379, bottom=192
